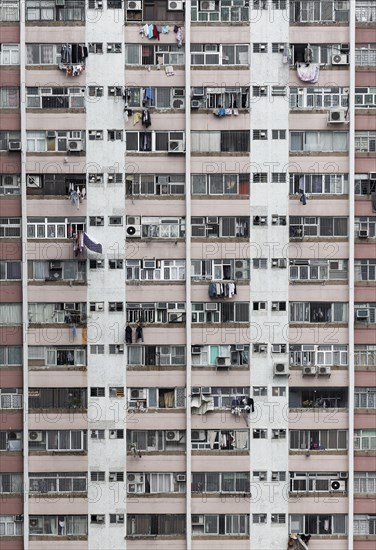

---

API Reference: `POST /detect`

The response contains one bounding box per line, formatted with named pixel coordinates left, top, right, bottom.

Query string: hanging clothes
left=132, top=112, right=142, bottom=125
left=176, top=27, right=184, bottom=48
left=142, top=109, right=151, bottom=128
left=144, top=87, right=154, bottom=104
left=135, top=325, right=143, bottom=342
left=125, top=325, right=133, bottom=344
left=296, top=62, right=320, bottom=83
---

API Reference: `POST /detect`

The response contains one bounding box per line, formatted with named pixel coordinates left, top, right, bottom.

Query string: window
left=91, top=514, right=105, bottom=524
left=0, top=87, right=19, bottom=108
left=28, top=303, right=86, bottom=324
left=191, top=302, right=249, bottom=324
left=90, top=387, right=105, bottom=397
left=26, top=44, right=60, bottom=65
left=253, top=429, right=267, bottom=439
left=355, top=345, right=376, bottom=367
left=88, top=85, right=103, bottom=96
left=272, top=429, right=286, bottom=440
left=191, top=259, right=250, bottom=281
left=0, top=44, right=19, bottom=64
left=29, top=472, right=87, bottom=493
left=289, top=86, right=349, bottom=109
left=0, top=514, right=23, bottom=536
left=272, top=129, right=286, bottom=140
left=28, top=346, right=86, bottom=367
left=290, top=43, right=345, bottom=65
left=125, top=87, right=185, bottom=109
left=109, top=387, right=124, bottom=398
left=354, top=472, right=376, bottom=494
left=355, top=260, right=376, bottom=282
left=109, top=302, right=123, bottom=312
left=290, top=1, right=349, bottom=22
left=127, top=303, right=185, bottom=325
left=26, top=87, right=85, bottom=109
left=127, top=430, right=186, bottom=452
left=109, top=345, right=124, bottom=354
left=109, top=472, right=124, bottom=482
left=253, top=258, right=268, bottom=269
left=28, top=430, right=87, bottom=451
left=0, top=174, right=20, bottom=195
left=289, top=216, right=348, bottom=238
left=0, top=473, right=23, bottom=493
left=355, top=131, right=376, bottom=152
left=290, top=259, right=348, bottom=282
left=290, top=173, right=348, bottom=195
left=0, top=304, right=22, bottom=325
left=0, top=261, right=21, bottom=280
left=253, top=173, right=268, bottom=183
left=290, top=131, right=348, bottom=152
left=289, top=514, right=347, bottom=535
left=271, top=471, right=286, bottom=481
left=252, top=86, right=268, bottom=97
left=191, top=0, right=250, bottom=22
left=90, top=344, right=104, bottom=354
left=355, top=303, right=376, bottom=324
left=126, top=174, right=185, bottom=196
left=191, top=44, right=249, bottom=65
left=127, top=514, right=186, bottom=536
left=355, top=87, right=376, bottom=108
left=28, top=260, right=86, bottom=282
left=272, top=387, right=286, bottom=397
left=253, top=130, right=267, bottom=140
left=88, top=43, right=103, bottom=54
left=127, top=260, right=185, bottom=281
left=108, top=86, right=122, bottom=97
left=26, top=130, right=85, bottom=153
left=109, top=259, right=123, bottom=269
left=355, top=44, right=376, bottom=66
left=290, top=344, right=348, bottom=367
left=29, top=515, right=87, bottom=535
left=192, top=472, right=249, bottom=493
left=191, top=131, right=250, bottom=152
left=355, top=217, right=376, bottom=238
left=191, top=174, right=249, bottom=196
left=253, top=514, right=267, bottom=524
left=355, top=388, right=376, bottom=409
left=191, top=217, right=249, bottom=238
left=25, top=0, right=85, bottom=21
left=128, top=346, right=186, bottom=367
left=107, top=130, right=123, bottom=141
left=90, top=216, right=104, bottom=226
left=354, top=429, right=376, bottom=450
left=0, top=132, right=21, bottom=151
left=109, top=514, right=124, bottom=524
left=109, top=429, right=124, bottom=440
left=289, top=302, right=348, bottom=323
left=0, top=346, right=22, bottom=367
left=108, top=216, right=122, bottom=225
left=125, top=44, right=185, bottom=66
left=290, top=429, right=348, bottom=450
left=0, top=0, right=19, bottom=21
left=28, top=388, right=86, bottom=410
left=253, top=387, right=267, bottom=396
left=91, top=471, right=105, bottom=481
left=91, top=429, right=105, bottom=440
left=354, top=515, right=376, bottom=535
left=271, top=514, right=286, bottom=524
left=125, top=131, right=185, bottom=153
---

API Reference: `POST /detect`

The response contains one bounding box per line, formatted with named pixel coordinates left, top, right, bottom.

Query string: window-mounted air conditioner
left=303, top=366, right=316, bottom=375
left=168, top=312, right=183, bottom=322
left=272, top=344, right=286, bottom=354
left=191, top=387, right=201, bottom=395
left=14, top=515, right=23, bottom=522
left=168, top=0, right=184, bottom=10
left=358, top=229, right=368, bottom=239
left=235, top=345, right=244, bottom=351
left=130, top=389, right=146, bottom=400
left=126, top=0, right=141, bottom=9
left=8, top=141, right=21, bottom=151
left=340, top=472, right=348, bottom=479
left=127, top=473, right=144, bottom=483
left=332, top=54, right=348, bottom=65
left=191, top=430, right=206, bottom=441
left=369, top=172, right=376, bottom=180
left=49, top=261, right=62, bottom=270
left=205, top=303, right=218, bottom=311
left=191, top=99, right=201, bottom=109
left=126, top=225, right=141, bottom=237
left=200, top=0, right=215, bottom=10
left=29, top=431, right=43, bottom=442
left=201, top=387, right=211, bottom=395
left=192, top=346, right=202, bottom=354
left=328, top=110, right=346, bottom=124
left=95, top=303, right=104, bottom=312
left=166, top=430, right=180, bottom=441
left=207, top=217, right=219, bottom=224
left=168, top=138, right=185, bottom=153
left=216, top=356, right=231, bottom=367
left=26, top=175, right=41, bottom=188
left=68, top=140, right=83, bottom=152
left=318, top=366, right=331, bottom=376
left=254, top=344, right=267, bottom=353
left=274, top=363, right=288, bottom=375
left=176, top=474, right=186, bottom=482
left=330, top=480, right=345, bottom=491
left=356, top=309, right=369, bottom=319
left=64, top=303, right=76, bottom=311
left=192, top=515, right=204, bottom=525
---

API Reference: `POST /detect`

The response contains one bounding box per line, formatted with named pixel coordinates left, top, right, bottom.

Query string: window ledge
left=29, top=451, right=87, bottom=456
left=127, top=365, right=185, bottom=371
left=30, top=535, right=87, bottom=541
left=25, top=21, right=84, bottom=26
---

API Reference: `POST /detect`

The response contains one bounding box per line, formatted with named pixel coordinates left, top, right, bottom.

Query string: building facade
left=0, top=0, right=375, bottom=549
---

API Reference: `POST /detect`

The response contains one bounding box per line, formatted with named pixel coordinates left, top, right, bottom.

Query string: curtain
left=33, top=261, right=48, bottom=279
left=0, top=304, right=22, bottom=324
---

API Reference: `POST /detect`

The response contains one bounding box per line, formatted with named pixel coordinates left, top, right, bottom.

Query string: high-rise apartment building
left=0, top=0, right=375, bottom=548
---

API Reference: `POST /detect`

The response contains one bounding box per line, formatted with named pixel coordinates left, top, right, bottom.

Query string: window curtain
left=0, top=304, right=22, bottom=325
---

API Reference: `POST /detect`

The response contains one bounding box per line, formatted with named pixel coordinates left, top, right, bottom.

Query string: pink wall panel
left=1, top=283, right=22, bottom=302
left=0, top=68, right=20, bottom=86
left=0, top=326, right=23, bottom=345
left=0, top=241, right=22, bottom=259
left=0, top=198, right=21, bottom=216
left=0, top=368, right=23, bottom=387
left=0, top=155, right=21, bottom=173
left=0, top=455, right=23, bottom=472
left=0, top=496, right=23, bottom=515
left=0, top=26, right=20, bottom=42
left=354, top=497, right=376, bottom=514
left=0, top=411, right=23, bottom=430
left=0, top=112, right=21, bottom=130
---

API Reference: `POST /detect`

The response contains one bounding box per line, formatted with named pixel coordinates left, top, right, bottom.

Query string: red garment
left=153, top=25, right=160, bottom=40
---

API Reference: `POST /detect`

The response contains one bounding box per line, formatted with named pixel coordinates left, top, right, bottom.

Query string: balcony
left=289, top=388, right=348, bottom=409
left=28, top=388, right=87, bottom=411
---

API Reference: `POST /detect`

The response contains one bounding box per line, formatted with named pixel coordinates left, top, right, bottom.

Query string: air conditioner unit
left=303, top=366, right=317, bottom=375
left=14, top=515, right=23, bottom=522
left=176, top=474, right=186, bottom=482
left=56, top=0, right=65, bottom=5
left=274, top=363, right=288, bottom=375
left=68, top=140, right=83, bottom=152
left=254, top=344, right=267, bottom=353
left=201, top=387, right=211, bottom=395
left=192, top=515, right=204, bottom=525
left=64, top=303, right=76, bottom=310
left=29, top=431, right=43, bottom=442
left=130, top=389, right=146, bottom=400
left=95, top=515, right=105, bottom=523
left=95, top=303, right=104, bottom=312
left=328, top=110, right=346, bottom=124
left=49, top=261, right=62, bottom=270
left=168, top=139, right=184, bottom=153
left=127, top=216, right=141, bottom=225
left=330, top=480, right=346, bottom=491
left=339, top=472, right=348, bottom=479
left=8, top=141, right=21, bottom=151
left=235, top=345, right=245, bottom=351
left=27, top=175, right=41, bottom=188
left=272, top=344, right=286, bottom=354
left=205, top=303, right=218, bottom=311
left=191, top=99, right=201, bottom=109
left=332, top=54, right=348, bottom=65
left=216, top=356, right=231, bottom=367
left=201, top=0, right=215, bottom=10
left=358, top=229, right=368, bottom=238
left=191, top=430, right=206, bottom=441
left=126, top=0, right=141, bottom=9
left=46, top=130, right=56, bottom=138
left=207, top=217, right=219, bottom=224
left=369, top=172, right=376, bottom=180
left=166, top=430, right=180, bottom=441
left=168, top=0, right=184, bottom=10
left=318, top=366, right=331, bottom=375
left=192, top=346, right=202, bottom=354
left=172, top=97, right=184, bottom=109
left=259, top=472, right=266, bottom=480
left=357, top=309, right=369, bottom=319
left=126, top=225, right=141, bottom=237
left=127, top=473, right=144, bottom=483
